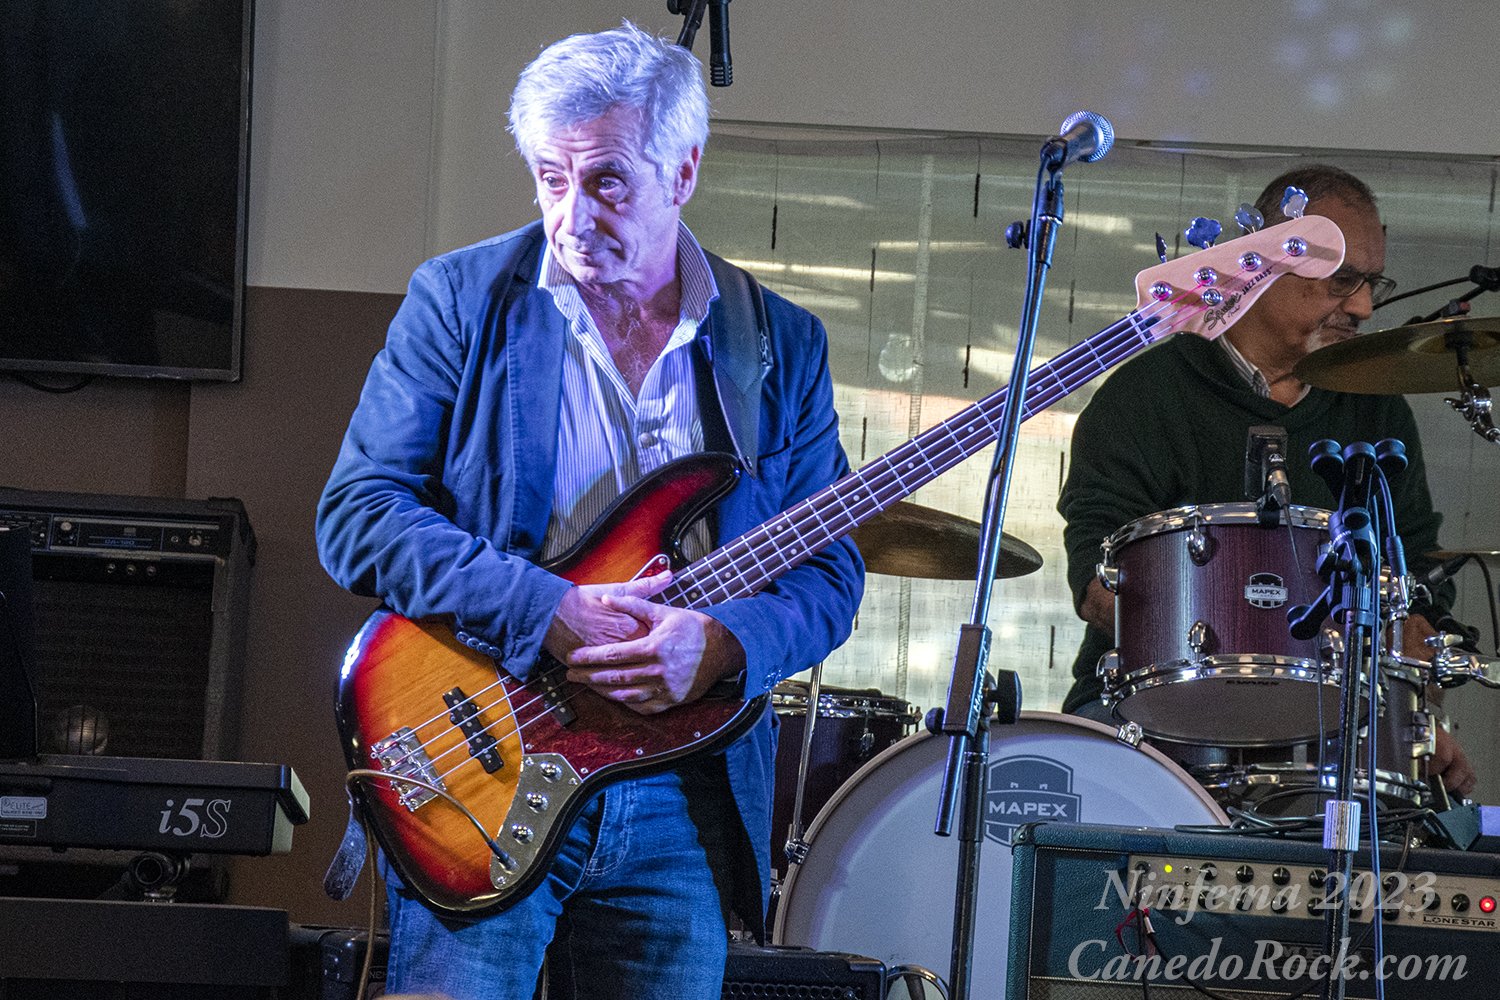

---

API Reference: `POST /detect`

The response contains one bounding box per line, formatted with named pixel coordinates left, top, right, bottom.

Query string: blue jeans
left=385, top=762, right=738, bottom=1000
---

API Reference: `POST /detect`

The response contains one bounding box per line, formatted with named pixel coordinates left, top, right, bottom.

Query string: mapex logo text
left=985, top=755, right=1081, bottom=845
left=1245, top=572, right=1289, bottom=609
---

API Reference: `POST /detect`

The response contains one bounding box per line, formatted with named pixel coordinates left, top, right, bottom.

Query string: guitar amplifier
left=0, top=488, right=254, bottom=762
left=0, top=489, right=255, bottom=903
left=1009, top=822, right=1500, bottom=1000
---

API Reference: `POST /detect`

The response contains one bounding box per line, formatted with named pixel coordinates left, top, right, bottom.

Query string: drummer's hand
left=1432, top=727, right=1478, bottom=798
left=1400, top=612, right=1438, bottom=662
left=1079, top=577, right=1114, bottom=636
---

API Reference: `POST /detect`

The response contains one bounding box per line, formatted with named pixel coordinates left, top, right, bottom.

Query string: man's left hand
left=564, top=594, right=745, bottom=715
left=1403, top=613, right=1480, bottom=797
left=1433, top=726, right=1478, bottom=798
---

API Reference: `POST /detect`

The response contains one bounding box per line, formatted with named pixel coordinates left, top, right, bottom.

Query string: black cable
left=6, top=371, right=95, bottom=393
left=1473, top=556, right=1500, bottom=657
left=1144, top=926, right=1307, bottom=1000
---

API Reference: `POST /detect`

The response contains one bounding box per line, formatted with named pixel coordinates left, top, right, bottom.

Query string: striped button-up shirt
left=537, top=222, right=719, bottom=563
left=1220, top=336, right=1310, bottom=404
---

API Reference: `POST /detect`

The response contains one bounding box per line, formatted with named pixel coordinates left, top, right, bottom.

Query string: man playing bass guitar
left=315, top=22, right=863, bottom=1000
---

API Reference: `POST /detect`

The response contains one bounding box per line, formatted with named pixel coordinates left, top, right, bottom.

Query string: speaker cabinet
left=278, top=935, right=884, bottom=999
left=0, top=897, right=287, bottom=999
left=0, top=488, right=254, bottom=761
left=723, top=943, right=886, bottom=998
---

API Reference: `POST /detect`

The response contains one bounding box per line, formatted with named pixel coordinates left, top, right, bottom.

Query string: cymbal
left=850, top=501, right=1043, bottom=580
left=1294, top=316, right=1500, bottom=394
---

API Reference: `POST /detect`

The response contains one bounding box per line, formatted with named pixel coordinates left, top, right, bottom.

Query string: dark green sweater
left=1058, top=333, right=1447, bottom=712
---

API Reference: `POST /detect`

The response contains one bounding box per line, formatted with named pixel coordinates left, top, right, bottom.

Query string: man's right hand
left=543, top=570, right=675, bottom=660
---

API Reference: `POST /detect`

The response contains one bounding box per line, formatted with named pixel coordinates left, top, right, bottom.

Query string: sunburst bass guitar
left=334, top=215, right=1344, bottom=916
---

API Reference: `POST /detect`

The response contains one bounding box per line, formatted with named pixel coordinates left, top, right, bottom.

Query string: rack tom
left=1099, top=502, right=1345, bottom=745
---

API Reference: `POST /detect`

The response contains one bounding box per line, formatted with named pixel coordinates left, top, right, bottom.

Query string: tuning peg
left=1185, top=217, right=1222, bottom=250
left=1234, top=203, right=1264, bottom=234
left=1154, top=233, right=1168, bottom=264
left=1280, top=186, right=1308, bottom=220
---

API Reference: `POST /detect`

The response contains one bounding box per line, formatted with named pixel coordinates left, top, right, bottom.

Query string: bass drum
left=773, top=712, right=1229, bottom=1000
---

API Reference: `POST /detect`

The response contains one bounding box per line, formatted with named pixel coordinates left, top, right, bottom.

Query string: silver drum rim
left=1191, top=761, right=1428, bottom=808
left=1102, top=501, right=1330, bottom=558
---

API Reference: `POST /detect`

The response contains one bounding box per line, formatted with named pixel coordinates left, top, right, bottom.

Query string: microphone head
left=1059, top=110, right=1115, bottom=162
left=1470, top=264, right=1500, bottom=292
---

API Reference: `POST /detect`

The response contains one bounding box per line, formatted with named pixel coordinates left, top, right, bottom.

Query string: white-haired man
left=317, top=23, right=862, bottom=1000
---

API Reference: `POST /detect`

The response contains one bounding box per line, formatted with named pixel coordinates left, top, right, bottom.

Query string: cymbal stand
left=1444, top=339, right=1500, bottom=444
left=782, top=660, right=824, bottom=870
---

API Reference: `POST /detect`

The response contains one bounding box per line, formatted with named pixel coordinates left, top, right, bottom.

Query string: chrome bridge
left=371, top=727, right=444, bottom=810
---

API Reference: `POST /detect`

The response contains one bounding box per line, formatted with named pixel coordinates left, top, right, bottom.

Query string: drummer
left=1057, top=163, right=1478, bottom=797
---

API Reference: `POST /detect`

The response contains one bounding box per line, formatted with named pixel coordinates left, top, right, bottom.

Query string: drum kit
left=767, top=317, right=1500, bottom=1000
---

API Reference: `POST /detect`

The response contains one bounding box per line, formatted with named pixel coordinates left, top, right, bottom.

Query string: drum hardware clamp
left=1429, top=636, right=1500, bottom=690
left=1095, top=649, right=1122, bottom=688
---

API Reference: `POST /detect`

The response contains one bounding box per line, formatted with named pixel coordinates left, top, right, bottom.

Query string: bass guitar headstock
left=1132, top=215, right=1345, bottom=342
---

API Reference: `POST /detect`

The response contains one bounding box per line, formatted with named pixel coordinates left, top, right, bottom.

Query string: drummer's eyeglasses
left=1326, top=266, right=1397, bottom=307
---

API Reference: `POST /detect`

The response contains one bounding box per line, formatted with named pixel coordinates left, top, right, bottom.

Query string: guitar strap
left=323, top=789, right=369, bottom=901
left=703, top=251, right=770, bottom=478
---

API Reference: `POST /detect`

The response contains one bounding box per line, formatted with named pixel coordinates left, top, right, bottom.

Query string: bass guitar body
left=335, top=453, right=765, bottom=917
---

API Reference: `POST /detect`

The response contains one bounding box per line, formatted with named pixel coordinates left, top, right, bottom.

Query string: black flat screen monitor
left=0, top=1, right=253, bottom=382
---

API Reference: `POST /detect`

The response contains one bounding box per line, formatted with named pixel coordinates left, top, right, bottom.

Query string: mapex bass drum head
left=773, top=712, right=1229, bottom=1000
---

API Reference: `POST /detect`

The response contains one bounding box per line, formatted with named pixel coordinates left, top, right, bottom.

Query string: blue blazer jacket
left=316, top=221, right=864, bottom=929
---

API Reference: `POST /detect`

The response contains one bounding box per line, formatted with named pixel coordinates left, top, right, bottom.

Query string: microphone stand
left=668, top=0, right=709, bottom=49
left=1377, top=263, right=1500, bottom=323
left=929, top=157, right=1062, bottom=1000
left=1289, top=441, right=1390, bottom=1000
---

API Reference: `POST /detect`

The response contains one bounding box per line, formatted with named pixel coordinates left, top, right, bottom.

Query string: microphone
left=1471, top=264, right=1500, bottom=292
left=1421, top=553, right=1472, bottom=591
left=1245, top=426, right=1290, bottom=524
left=1336, top=441, right=1380, bottom=575
left=1041, top=111, right=1115, bottom=170
left=707, top=0, right=732, bottom=87
left=1339, top=441, right=1377, bottom=533
left=1265, top=448, right=1291, bottom=511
